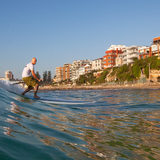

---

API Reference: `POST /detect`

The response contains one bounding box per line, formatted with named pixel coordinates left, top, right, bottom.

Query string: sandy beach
left=39, top=82, right=160, bottom=90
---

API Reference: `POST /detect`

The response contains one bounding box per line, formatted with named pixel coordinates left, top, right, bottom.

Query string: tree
left=43, top=71, right=48, bottom=82
left=96, top=69, right=109, bottom=84
left=47, top=71, right=52, bottom=82
left=36, top=71, right=41, bottom=79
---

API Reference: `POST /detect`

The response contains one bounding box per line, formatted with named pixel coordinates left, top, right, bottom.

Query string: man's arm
left=31, top=70, right=41, bottom=82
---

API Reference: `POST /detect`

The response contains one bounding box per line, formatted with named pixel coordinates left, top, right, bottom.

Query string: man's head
left=31, top=57, right=37, bottom=65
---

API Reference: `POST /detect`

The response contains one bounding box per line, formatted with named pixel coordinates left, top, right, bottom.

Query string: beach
left=40, top=82, right=160, bottom=90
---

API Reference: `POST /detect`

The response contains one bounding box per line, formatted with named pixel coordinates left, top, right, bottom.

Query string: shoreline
left=39, top=82, right=160, bottom=90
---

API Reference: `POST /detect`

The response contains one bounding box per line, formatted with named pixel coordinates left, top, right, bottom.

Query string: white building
left=84, top=64, right=92, bottom=73
left=122, top=46, right=139, bottom=65
left=115, top=54, right=123, bottom=67
left=151, top=44, right=160, bottom=56
left=77, top=67, right=85, bottom=76
left=91, top=58, right=103, bottom=70
left=107, top=45, right=126, bottom=51
left=5, top=71, right=14, bottom=80
left=138, top=46, right=149, bottom=54
left=70, top=60, right=91, bottom=81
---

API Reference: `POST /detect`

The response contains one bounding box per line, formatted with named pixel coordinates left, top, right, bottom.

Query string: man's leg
left=22, top=86, right=33, bottom=96
left=34, top=83, right=40, bottom=98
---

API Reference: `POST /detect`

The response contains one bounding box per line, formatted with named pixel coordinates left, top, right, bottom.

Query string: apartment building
left=91, top=58, right=103, bottom=70
left=5, top=71, right=14, bottom=80
left=55, top=67, right=63, bottom=82
left=151, top=36, right=160, bottom=57
left=76, top=67, right=85, bottom=77
left=55, top=64, right=71, bottom=82
left=138, top=46, right=151, bottom=59
left=115, top=54, right=123, bottom=67
left=103, top=46, right=123, bottom=68
left=70, top=60, right=91, bottom=81
left=122, top=46, right=139, bottom=65
left=138, top=37, right=160, bottom=59
left=153, top=36, right=160, bottom=44
left=63, top=64, right=71, bottom=81
left=107, top=45, right=126, bottom=51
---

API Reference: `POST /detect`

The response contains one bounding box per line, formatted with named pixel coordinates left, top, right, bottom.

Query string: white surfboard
left=26, top=96, right=89, bottom=105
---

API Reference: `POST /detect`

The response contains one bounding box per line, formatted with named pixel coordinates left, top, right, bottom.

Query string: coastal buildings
left=70, top=60, right=91, bottom=81
left=54, top=36, right=160, bottom=83
left=153, top=36, right=160, bottom=45
left=151, top=36, right=160, bottom=57
left=139, top=37, right=160, bottom=59
left=55, top=67, right=63, bottom=82
left=138, top=46, right=151, bottom=59
left=103, top=45, right=125, bottom=68
left=5, top=71, right=14, bottom=80
left=122, top=46, right=139, bottom=65
left=0, top=71, right=14, bottom=81
left=55, top=64, right=71, bottom=82
left=63, top=64, right=71, bottom=81
left=55, top=60, right=92, bottom=82
left=115, top=54, right=123, bottom=67
left=91, top=58, right=103, bottom=70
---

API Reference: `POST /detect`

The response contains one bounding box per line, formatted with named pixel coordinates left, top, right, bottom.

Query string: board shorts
left=22, top=76, right=38, bottom=87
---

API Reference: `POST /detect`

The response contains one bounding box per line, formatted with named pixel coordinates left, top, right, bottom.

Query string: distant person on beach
left=21, top=57, right=42, bottom=98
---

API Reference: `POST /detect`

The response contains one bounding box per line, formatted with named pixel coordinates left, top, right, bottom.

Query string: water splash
left=0, top=80, right=24, bottom=95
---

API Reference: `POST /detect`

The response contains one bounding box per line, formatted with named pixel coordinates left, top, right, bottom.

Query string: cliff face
left=105, top=69, right=117, bottom=82
left=150, top=70, right=160, bottom=82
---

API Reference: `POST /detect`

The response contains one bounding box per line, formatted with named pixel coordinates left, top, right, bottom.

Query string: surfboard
left=26, top=96, right=89, bottom=105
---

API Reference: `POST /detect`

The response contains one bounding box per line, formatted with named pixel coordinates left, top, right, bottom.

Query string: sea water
left=0, top=83, right=160, bottom=159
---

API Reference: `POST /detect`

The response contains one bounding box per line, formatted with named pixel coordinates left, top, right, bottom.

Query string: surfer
left=21, top=57, right=42, bottom=98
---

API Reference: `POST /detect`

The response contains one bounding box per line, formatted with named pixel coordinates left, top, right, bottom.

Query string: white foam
left=0, top=80, right=24, bottom=95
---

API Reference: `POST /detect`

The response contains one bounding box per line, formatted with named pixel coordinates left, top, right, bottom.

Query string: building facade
left=91, top=58, right=103, bottom=70
left=153, top=36, right=160, bottom=45
left=5, top=71, right=14, bottom=80
left=63, top=64, right=71, bottom=81
left=151, top=36, right=160, bottom=57
left=122, top=46, right=139, bottom=65
left=55, top=64, right=71, bottom=82
left=138, top=46, right=151, bottom=59
left=70, top=60, right=91, bottom=81
left=138, top=37, right=160, bottom=59
left=103, top=48, right=123, bottom=68
left=115, top=54, right=123, bottom=67
left=55, top=67, right=63, bottom=82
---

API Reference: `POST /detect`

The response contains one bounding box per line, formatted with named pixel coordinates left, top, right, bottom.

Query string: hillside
left=76, top=56, right=160, bottom=85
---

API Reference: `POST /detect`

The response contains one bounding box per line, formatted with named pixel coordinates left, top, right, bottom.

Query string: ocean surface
left=0, top=84, right=160, bottom=159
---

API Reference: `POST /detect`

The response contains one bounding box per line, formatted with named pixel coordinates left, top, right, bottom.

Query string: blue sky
left=0, top=0, right=160, bottom=78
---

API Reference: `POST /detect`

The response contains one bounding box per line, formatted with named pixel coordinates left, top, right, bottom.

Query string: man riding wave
left=22, top=57, right=42, bottom=98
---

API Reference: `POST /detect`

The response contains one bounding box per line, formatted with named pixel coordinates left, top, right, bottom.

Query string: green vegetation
left=42, top=70, right=52, bottom=85
left=76, top=71, right=96, bottom=85
left=76, top=56, right=160, bottom=85
left=96, top=69, right=109, bottom=84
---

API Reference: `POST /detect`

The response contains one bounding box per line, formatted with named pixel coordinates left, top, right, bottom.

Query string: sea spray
left=0, top=80, right=24, bottom=95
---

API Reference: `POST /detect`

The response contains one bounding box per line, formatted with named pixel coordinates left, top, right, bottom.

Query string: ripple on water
left=0, top=89, right=160, bottom=160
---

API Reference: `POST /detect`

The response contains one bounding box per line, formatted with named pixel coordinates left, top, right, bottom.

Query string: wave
left=0, top=80, right=24, bottom=95
left=0, top=86, right=160, bottom=160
